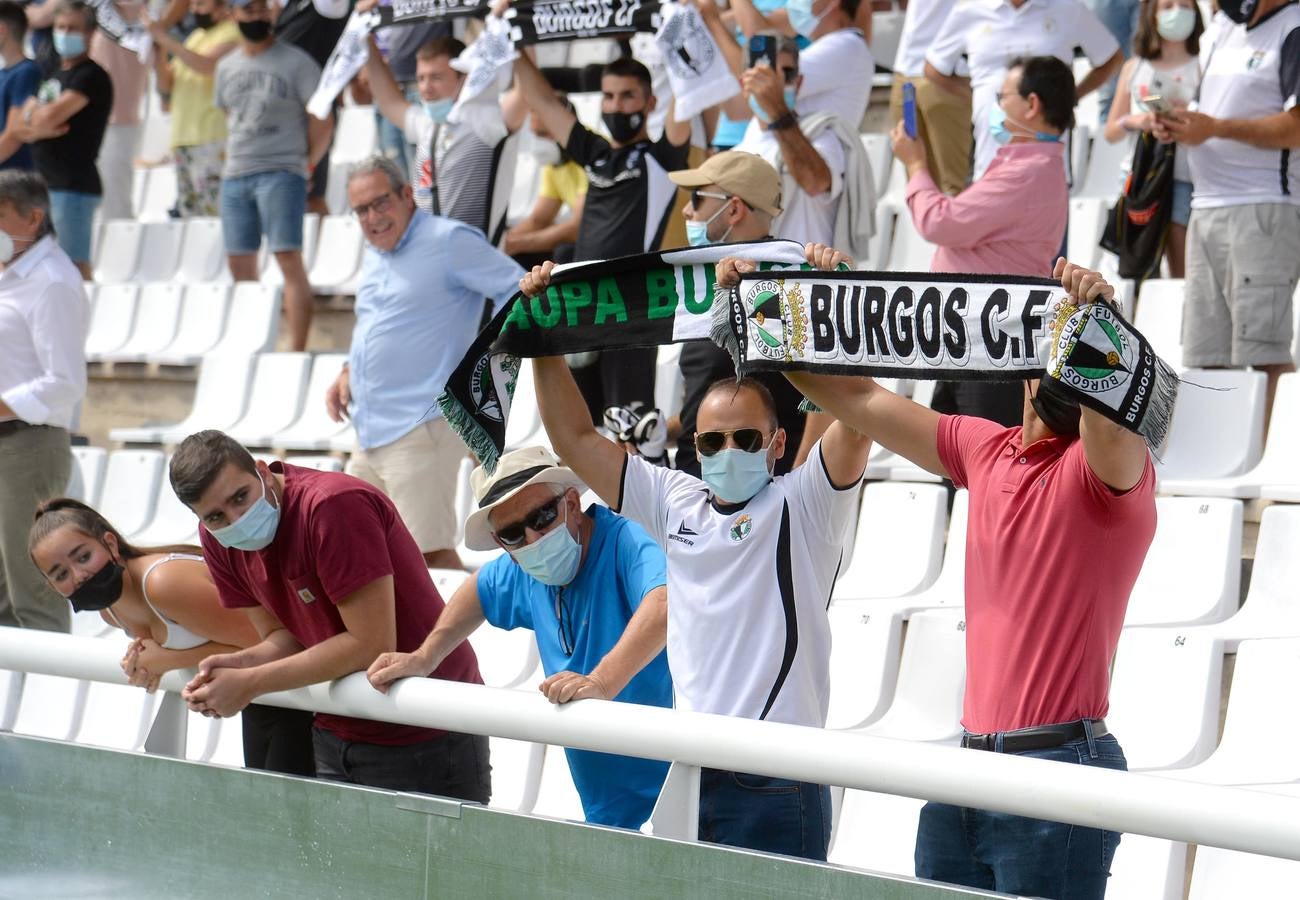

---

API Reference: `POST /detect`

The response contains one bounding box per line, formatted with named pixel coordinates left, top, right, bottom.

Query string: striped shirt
left=405, top=102, right=511, bottom=237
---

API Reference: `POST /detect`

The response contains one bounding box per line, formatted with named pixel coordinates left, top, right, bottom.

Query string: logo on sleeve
left=669, top=522, right=698, bottom=546
left=728, top=514, right=753, bottom=543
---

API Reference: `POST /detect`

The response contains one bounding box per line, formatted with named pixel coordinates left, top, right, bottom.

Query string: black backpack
left=1099, top=132, right=1177, bottom=284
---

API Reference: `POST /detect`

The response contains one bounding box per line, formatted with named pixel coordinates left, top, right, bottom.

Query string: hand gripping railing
left=4, top=626, right=1300, bottom=861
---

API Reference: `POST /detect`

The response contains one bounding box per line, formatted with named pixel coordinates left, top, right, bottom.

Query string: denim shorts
left=1171, top=179, right=1192, bottom=228
left=48, top=189, right=99, bottom=264
left=219, top=169, right=307, bottom=255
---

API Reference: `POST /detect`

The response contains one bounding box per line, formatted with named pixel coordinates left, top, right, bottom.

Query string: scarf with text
left=439, top=240, right=809, bottom=470
left=711, top=270, right=1179, bottom=449
left=90, top=0, right=151, bottom=60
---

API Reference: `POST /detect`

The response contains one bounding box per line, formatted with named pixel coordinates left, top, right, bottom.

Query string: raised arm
left=727, top=0, right=793, bottom=39
left=365, top=35, right=415, bottom=129
left=1075, top=50, right=1124, bottom=100
left=742, top=64, right=832, bottom=194
left=148, top=20, right=239, bottom=77
left=513, top=52, right=578, bottom=148
left=367, top=575, right=487, bottom=693
left=308, top=113, right=334, bottom=169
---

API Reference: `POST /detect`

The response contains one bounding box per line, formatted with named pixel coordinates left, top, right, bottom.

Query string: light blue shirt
left=349, top=210, right=523, bottom=449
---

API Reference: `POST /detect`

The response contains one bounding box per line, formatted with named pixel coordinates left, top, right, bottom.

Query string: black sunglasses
left=494, top=495, right=563, bottom=548
left=695, top=428, right=770, bottom=457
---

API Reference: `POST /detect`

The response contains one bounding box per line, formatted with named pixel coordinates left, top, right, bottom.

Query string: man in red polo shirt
left=169, top=429, right=488, bottom=800
left=720, top=251, right=1154, bottom=899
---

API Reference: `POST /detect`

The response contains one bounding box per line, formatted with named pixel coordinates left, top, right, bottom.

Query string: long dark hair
left=28, top=497, right=202, bottom=563
left=1133, top=0, right=1203, bottom=60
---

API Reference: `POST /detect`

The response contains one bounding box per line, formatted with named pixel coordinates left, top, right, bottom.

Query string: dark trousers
left=570, top=347, right=658, bottom=425
left=241, top=703, right=316, bottom=776
left=697, top=768, right=832, bottom=861
left=312, top=727, right=491, bottom=802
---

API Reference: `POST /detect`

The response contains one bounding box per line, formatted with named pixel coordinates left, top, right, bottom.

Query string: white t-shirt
left=1188, top=7, right=1300, bottom=209
left=797, top=28, right=874, bottom=129
left=894, top=0, right=962, bottom=77
left=735, top=121, right=846, bottom=246
left=926, top=0, right=1119, bottom=179
left=617, top=443, right=860, bottom=728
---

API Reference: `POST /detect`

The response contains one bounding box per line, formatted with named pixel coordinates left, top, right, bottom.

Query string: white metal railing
left=4, top=626, right=1300, bottom=861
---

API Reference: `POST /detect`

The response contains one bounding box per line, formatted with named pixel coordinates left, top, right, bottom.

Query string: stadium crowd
left=1, top=0, right=1298, bottom=895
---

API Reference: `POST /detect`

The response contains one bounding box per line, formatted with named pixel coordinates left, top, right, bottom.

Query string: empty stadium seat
left=11, top=673, right=87, bottom=741
left=93, top=220, right=144, bottom=283
left=864, top=202, right=898, bottom=271
left=833, top=482, right=946, bottom=601
left=68, top=446, right=108, bottom=506
left=1188, top=842, right=1300, bottom=900
left=75, top=682, right=160, bottom=751
left=1132, top=279, right=1185, bottom=371
left=1106, top=629, right=1222, bottom=771
left=131, top=462, right=200, bottom=546
left=1069, top=124, right=1091, bottom=195
left=1191, top=505, right=1300, bottom=647
left=84, top=284, right=139, bottom=360
left=885, top=209, right=937, bottom=271
left=825, top=603, right=903, bottom=729
left=261, top=214, right=321, bottom=286
left=332, top=105, right=379, bottom=163
left=150, top=284, right=233, bottom=367
left=285, top=455, right=343, bottom=472
left=531, top=743, right=586, bottom=822
left=868, top=491, right=968, bottom=620
left=1067, top=197, right=1109, bottom=271
left=1107, top=834, right=1188, bottom=900
left=175, top=218, right=228, bottom=284
left=1155, top=369, right=1266, bottom=482
left=654, top=343, right=684, bottom=421
left=134, top=221, right=185, bottom=282
left=1075, top=133, right=1133, bottom=200
left=226, top=353, right=313, bottom=447
left=1124, top=497, right=1242, bottom=627
left=858, top=608, right=966, bottom=742
left=488, top=735, right=544, bottom=813
left=185, top=708, right=221, bottom=762
left=97, top=283, right=184, bottom=363
left=206, top=283, right=282, bottom=357
left=828, top=789, right=925, bottom=878
left=110, top=354, right=256, bottom=445
left=1161, top=373, right=1300, bottom=499
left=138, top=166, right=177, bottom=220
left=100, top=450, right=166, bottom=537
left=0, top=669, right=20, bottom=730
left=273, top=353, right=352, bottom=450
left=467, top=618, right=542, bottom=690
left=859, top=133, right=893, bottom=198
left=308, top=216, right=364, bottom=294
left=208, top=711, right=245, bottom=767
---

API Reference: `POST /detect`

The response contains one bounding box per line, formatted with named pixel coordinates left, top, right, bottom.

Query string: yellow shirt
left=170, top=19, right=240, bottom=149
left=537, top=160, right=588, bottom=209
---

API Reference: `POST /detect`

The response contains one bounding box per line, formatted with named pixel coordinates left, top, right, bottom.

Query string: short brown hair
left=702, top=377, right=780, bottom=431
left=1133, top=0, right=1202, bottom=59
left=416, top=37, right=466, bottom=63
left=170, top=430, right=258, bottom=508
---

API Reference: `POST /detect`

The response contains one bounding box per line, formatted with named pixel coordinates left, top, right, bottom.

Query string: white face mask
left=0, top=230, right=32, bottom=265
left=1156, top=6, right=1196, bottom=41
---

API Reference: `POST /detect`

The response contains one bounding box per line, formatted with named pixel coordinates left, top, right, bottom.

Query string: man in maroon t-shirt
left=169, top=429, right=489, bottom=800
left=717, top=249, right=1156, bottom=900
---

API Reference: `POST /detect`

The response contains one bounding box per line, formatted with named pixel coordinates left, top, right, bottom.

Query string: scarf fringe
left=1137, top=356, right=1180, bottom=452
left=437, top=390, right=501, bottom=473
left=710, top=284, right=744, bottom=374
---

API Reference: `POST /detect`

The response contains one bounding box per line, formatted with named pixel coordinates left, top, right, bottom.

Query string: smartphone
left=1143, top=94, right=1174, bottom=115
left=902, top=82, right=918, bottom=138
left=748, top=34, right=777, bottom=69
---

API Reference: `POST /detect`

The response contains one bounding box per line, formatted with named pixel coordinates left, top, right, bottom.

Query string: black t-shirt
left=675, top=342, right=808, bottom=478
left=276, top=0, right=352, bottom=69
left=31, top=59, right=113, bottom=195
left=566, top=125, right=690, bottom=262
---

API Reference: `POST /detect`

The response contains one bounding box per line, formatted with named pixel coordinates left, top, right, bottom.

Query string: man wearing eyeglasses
left=325, top=154, right=523, bottom=571
left=368, top=446, right=672, bottom=830
left=516, top=253, right=872, bottom=860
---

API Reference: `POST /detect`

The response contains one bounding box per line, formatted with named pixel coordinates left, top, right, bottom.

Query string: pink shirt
left=907, top=142, right=1068, bottom=277
left=937, top=415, right=1156, bottom=734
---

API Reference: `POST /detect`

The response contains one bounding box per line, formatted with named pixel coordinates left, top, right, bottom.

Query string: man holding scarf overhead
left=716, top=247, right=1155, bottom=899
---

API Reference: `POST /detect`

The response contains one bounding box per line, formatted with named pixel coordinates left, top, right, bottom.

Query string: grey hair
left=55, top=0, right=96, bottom=30
left=346, top=155, right=408, bottom=195
left=0, top=170, right=55, bottom=239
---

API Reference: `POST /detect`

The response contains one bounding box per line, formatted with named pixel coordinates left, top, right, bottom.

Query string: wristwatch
left=770, top=110, right=799, bottom=131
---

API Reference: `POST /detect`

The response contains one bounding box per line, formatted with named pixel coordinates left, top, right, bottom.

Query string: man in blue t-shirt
left=0, top=1, right=42, bottom=170
left=368, top=446, right=672, bottom=829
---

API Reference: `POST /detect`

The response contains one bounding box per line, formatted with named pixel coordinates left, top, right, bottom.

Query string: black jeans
left=312, top=727, right=491, bottom=803
left=241, top=703, right=316, bottom=776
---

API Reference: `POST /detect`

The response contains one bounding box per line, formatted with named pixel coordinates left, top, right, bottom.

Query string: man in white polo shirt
left=924, top=0, right=1122, bottom=180
left=1157, top=0, right=1300, bottom=416
left=517, top=255, right=872, bottom=861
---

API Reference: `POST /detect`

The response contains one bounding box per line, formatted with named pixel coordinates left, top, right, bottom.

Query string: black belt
left=0, top=420, right=35, bottom=438
left=961, top=719, right=1108, bottom=754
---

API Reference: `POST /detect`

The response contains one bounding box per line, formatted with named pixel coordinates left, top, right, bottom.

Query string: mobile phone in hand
left=748, top=34, right=777, bottom=69
left=902, top=82, right=918, bottom=138
left=1143, top=94, right=1174, bottom=115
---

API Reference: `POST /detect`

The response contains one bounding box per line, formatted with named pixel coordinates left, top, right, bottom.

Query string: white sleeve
left=312, top=0, right=350, bottom=19
left=797, top=32, right=870, bottom=107
left=617, top=454, right=700, bottom=552
left=1073, top=2, right=1121, bottom=64
left=924, top=6, right=970, bottom=76
left=814, top=129, right=847, bottom=199
left=785, top=440, right=862, bottom=549
left=1, top=279, right=88, bottom=425
left=403, top=104, right=433, bottom=146
left=456, top=96, right=509, bottom=147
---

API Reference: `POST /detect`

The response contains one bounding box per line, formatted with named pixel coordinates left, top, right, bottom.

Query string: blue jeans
left=219, top=169, right=307, bottom=255
left=376, top=83, right=420, bottom=173
left=48, top=189, right=99, bottom=264
left=698, top=768, right=831, bottom=861
left=915, top=727, right=1127, bottom=900
left=1088, top=0, right=1140, bottom=122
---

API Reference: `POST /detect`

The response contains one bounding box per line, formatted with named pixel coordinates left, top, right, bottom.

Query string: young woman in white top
left=28, top=497, right=315, bottom=775
left=1103, top=0, right=1205, bottom=277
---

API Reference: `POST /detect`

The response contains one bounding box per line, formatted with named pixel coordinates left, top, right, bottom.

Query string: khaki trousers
left=890, top=74, right=973, bottom=197
left=0, top=424, right=72, bottom=632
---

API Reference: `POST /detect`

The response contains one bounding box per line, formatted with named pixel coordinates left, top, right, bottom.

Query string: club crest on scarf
left=743, top=279, right=809, bottom=362
left=659, top=7, right=716, bottom=79
left=1046, top=299, right=1135, bottom=396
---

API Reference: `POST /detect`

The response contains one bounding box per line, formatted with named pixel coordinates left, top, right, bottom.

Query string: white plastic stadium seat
left=467, top=620, right=542, bottom=691
left=828, top=789, right=925, bottom=878
left=175, top=217, right=227, bottom=284
left=1155, top=369, right=1266, bottom=482
left=454, top=457, right=506, bottom=571
left=110, top=354, right=256, bottom=445
left=834, top=482, right=946, bottom=601
left=858, top=608, right=966, bottom=742
left=226, top=353, right=313, bottom=447
left=885, top=209, right=937, bottom=272
left=1075, top=133, right=1134, bottom=200
left=206, top=283, right=282, bottom=357
left=83, top=284, right=139, bottom=360
left=1107, top=834, right=1188, bottom=900
left=867, top=491, right=968, bottom=619
left=864, top=202, right=898, bottom=271
left=133, top=220, right=185, bottom=282
left=1066, top=197, right=1109, bottom=271
left=130, top=460, right=200, bottom=546
left=285, top=455, right=342, bottom=472
left=1187, top=784, right=1300, bottom=900
left=261, top=214, right=321, bottom=287
left=1132, top=279, right=1185, bottom=372
left=504, top=362, right=543, bottom=450
left=1105, top=629, right=1222, bottom=771
left=487, top=736, right=543, bottom=813
left=859, top=133, right=893, bottom=198
left=531, top=743, right=586, bottom=822
left=75, top=682, right=160, bottom=751
left=654, top=344, right=684, bottom=421
left=99, top=450, right=166, bottom=537
left=97, top=283, right=184, bottom=363
left=68, top=446, right=108, bottom=506
left=273, top=353, right=352, bottom=451
left=208, top=711, right=245, bottom=766
left=1123, top=497, right=1242, bottom=627
left=11, top=673, right=88, bottom=740
left=138, top=166, right=177, bottom=221
left=824, top=602, right=903, bottom=729
left=308, top=216, right=364, bottom=294
left=332, top=105, right=379, bottom=163
left=150, top=284, right=233, bottom=367
left=1161, top=373, right=1300, bottom=499
left=92, top=220, right=144, bottom=283
left=0, top=669, right=21, bottom=730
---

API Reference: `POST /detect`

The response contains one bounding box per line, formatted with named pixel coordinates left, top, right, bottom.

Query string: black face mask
left=193, top=12, right=215, bottom=28
left=602, top=110, right=645, bottom=144
left=1216, top=0, right=1256, bottom=23
left=1030, top=381, right=1082, bottom=438
left=238, top=19, right=272, bottom=42
left=68, top=558, right=124, bottom=612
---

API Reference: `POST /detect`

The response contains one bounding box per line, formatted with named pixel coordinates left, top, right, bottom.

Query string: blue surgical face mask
left=509, top=504, right=582, bottom=586
left=747, top=86, right=798, bottom=125
left=685, top=199, right=734, bottom=247
left=53, top=30, right=85, bottom=58
left=701, top=446, right=773, bottom=503
left=423, top=98, right=454, bottom=123
left=786, top=0, right=824, bottom=38
left=989, top=103, right=1059, bottom=146
left=208, top=473, right=281, bottom=551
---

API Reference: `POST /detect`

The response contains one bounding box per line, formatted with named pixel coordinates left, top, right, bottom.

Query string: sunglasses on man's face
left=695, top=428, right=770, bottom=457
left=494, top=495, right=563, bottom=548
